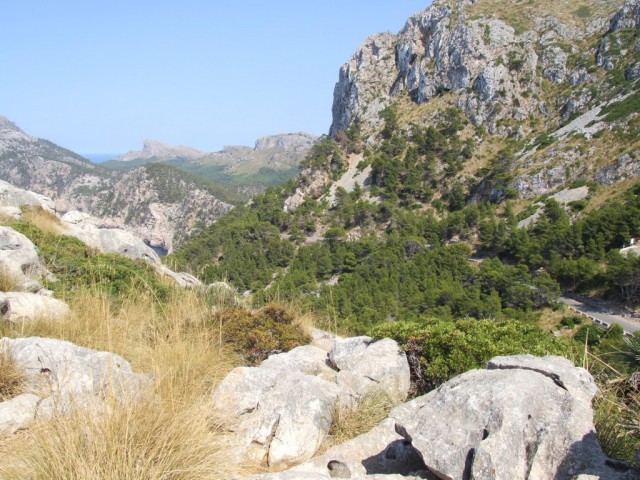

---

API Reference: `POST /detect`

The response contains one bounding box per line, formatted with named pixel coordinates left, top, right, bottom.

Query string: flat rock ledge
left=0, top=336, right=147, bottom=436
left=241, top=355, right=639, bottom=480
left=212, top=334, right=410, bottom=469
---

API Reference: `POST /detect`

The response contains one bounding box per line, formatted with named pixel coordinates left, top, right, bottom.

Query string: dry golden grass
left=0, top=396, right=239, bottom=480
left=0, top=267, right=21, bottom=293
left=21, top=206, right=66, bottom=234
left=0, top=349, right=24, bottom=402
left=320, top=391, right=395, bottom=453
left=0, top=285, right=245, bottom=479
left=537, top=305, right=572, bottom=332
left=467, top=0, right=619, bottom=33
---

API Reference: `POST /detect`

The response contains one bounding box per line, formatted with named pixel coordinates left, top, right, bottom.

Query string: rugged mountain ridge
left=321, top=0, right=640, bottom=206
left=115, top=139, right=205, bottom=162
left=331, top=0, right=618, bottom=138
left=0, top=117, right=234, bottom=253
left=104, top=132, right=317, bottom=198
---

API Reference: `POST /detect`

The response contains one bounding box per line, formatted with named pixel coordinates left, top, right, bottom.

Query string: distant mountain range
left=0, top=116, right=315, bottom=252
left=102, top=133, right=317, bottom=197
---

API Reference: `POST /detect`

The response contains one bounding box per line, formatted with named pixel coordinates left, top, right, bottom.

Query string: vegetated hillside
left=0, top=118, right=236, bottom=253
left=169, top=2, right=640, bottom=460
left=173, top=0, right=640, bottom=323
left=102, top=133, right=317, bottom=199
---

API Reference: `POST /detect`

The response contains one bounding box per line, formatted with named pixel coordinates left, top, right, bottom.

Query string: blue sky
left=0, top=1, right=430, bottom=154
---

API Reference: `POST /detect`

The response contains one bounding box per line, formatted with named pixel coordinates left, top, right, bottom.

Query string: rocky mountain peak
left=329, top=31, right=398, bottom=136
left=0, top=116, right=23, bottom=133
left=330, top=0, right=622, bottom=140
left=253, top=132, right=317, bottom=152
left=116, top=139, right=204, bottom=162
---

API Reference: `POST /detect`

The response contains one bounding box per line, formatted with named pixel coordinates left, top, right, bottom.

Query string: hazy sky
left=0, top=1, right=430, bottom=154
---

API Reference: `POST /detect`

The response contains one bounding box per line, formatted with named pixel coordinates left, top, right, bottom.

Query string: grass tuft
left=0, top=348, right=25, bottom=402
left=320, top=391, right=395, bottom=453
left=0, top=397, right=238, bottom=480
left=21, top=206, right=65, bottom=235
left=0, top=267, right=21, bottom=293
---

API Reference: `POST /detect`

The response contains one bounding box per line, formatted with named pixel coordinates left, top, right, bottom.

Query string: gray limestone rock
left=330, top=32, right=398, bottom=137
left=249, top=355, right=639, bottom=480
left=213, top=367, right=339, bottom=468
left=0, top=292, right=69, bottom=323
left=61, top=210, right=202, bottom=288
left=609, top=0, right=640, bottom=32
left=0, top=226, right=52, bottom=292
left=213, top=337, right=411, bottom=469
left=543, top=45, right=569, bottom=83
left=0, top=393, right=41, bottom=436
left=330, top=337, right=410, bottom=406
left=626, top=62, right=640, bottom=80
left=595, top=152, right=640, bottom=185
left=0, top=179, right=54, bottom=214
left=0, top=337, right=147, bottom=437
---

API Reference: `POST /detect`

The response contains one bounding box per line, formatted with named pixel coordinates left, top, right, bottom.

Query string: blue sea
left=81, top=153, right=120, bottom=163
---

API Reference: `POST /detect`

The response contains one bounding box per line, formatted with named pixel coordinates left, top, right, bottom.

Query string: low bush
left=560, top=315, right=583, bottom=329
left=10, top=221, right=170, bottom=301
left=214, top=303, right=310, bottom=365
left=321, top=391, right=394, bottom=453
left=370, top=318, right=569, bottom=394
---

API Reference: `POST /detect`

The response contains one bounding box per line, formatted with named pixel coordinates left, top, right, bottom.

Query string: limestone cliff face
left=330, top=0, right=616, bottom=138
left=327, top=0, right=640, bottom=202
left=0, top=119, right=233, bottom=253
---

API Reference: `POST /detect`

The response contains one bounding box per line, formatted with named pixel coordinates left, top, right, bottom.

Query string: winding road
left=559, top=296, right=640, bottom=335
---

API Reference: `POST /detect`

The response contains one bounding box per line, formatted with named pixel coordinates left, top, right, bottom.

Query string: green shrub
left=369, top=318, right=569, bottom=393
left=214, top=304, right=310, bottom=365
left=575, top=324, right=604, bottom=346
left=11, top=221, right=170, bottom=301
left=603, top=91, right=640, bottom=121
left=560, top=315, right=583, bottom=329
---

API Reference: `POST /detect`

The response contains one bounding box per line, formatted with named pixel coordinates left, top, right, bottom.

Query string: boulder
left=212, top=337, right=410, bottom=469
left=0, top=179, right=54, bottom=214
left=250, top=395, right=433, bottom=480
left=212, top=345, right=340, bottom=468
left=0, top=226, right=51, bottom=292
left=61, top=211, right=161, bottom=265
left=249, top=355, right=639, bottom=480
left=330, top=337, right=410, bottom=406
left=61, top=210, right=203, bottom=288
left=0, top=292, right=69, bottom=322
left=0, top=337, right=146, bottom=434
left=0, top=393, right=41, bottom=436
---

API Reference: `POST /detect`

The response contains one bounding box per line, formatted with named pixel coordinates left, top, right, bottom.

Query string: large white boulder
left=252, top=355, right=639, bottom=480
left=329, top=336, right=411, bottom=407
left=212, top=336, right=410, bottom=469
left=212, top=345, right=340, bottom=468
left=0, top=226, right=51, bottom=292
left=61, top=210, right=203, bottom=288
left=0, top=337, right=147, bottom=436
left=61, top=211, right=160, bottom=265
left=0, top=179, right=54, bottom=215
left=0, top=292, right=69, bottom=322
left=0, top=393, right=41, bottom=436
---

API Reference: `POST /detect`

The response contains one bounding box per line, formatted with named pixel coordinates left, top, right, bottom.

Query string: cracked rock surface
left=0, top=337, right=146, bottom=436
left=248, top=355, right=638, bottom=480
left=212, top=335, right=410, bottom=469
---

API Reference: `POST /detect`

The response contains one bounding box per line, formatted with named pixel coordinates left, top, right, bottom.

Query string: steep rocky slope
left=327, top=0, right=640, bottom=204
left=0, top=117, right=234, bottom=253
left=103, top=133, right=318, bottom=198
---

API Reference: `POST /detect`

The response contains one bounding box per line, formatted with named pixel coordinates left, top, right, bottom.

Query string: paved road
left=559, top=296, right=640, bottom=335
